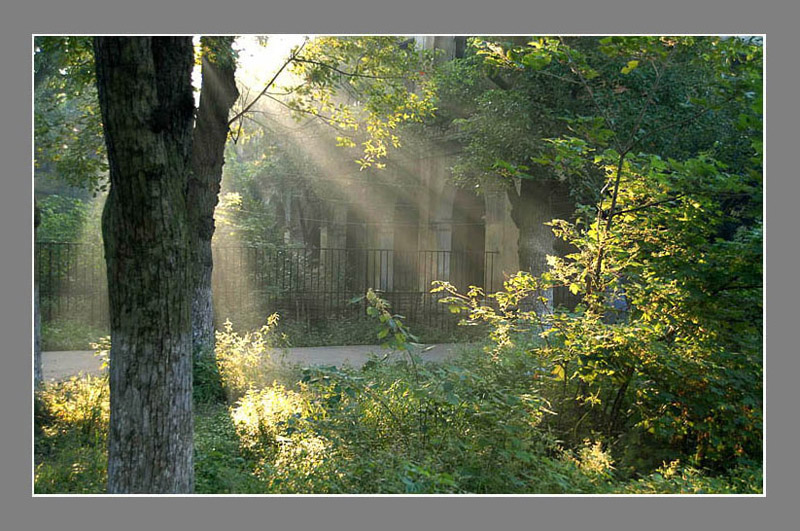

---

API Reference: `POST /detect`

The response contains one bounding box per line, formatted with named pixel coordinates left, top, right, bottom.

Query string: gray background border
left=2, top=1, right=793, bottom=530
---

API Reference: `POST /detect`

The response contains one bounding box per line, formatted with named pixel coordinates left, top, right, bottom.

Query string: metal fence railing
left=212, top=246, right=497, bottom=330
left=35, top=242, right=498, bottom=331
left=35, top=242, right=108, bottom=328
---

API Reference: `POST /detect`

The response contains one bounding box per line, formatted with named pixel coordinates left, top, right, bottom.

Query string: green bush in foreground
left=276, top=314, right=489, bottom=348
left=33, top=353, right=761, bottom=494
left=34, top=375, right=109, bottom=494
left=34, top=300, right=761, bottom=494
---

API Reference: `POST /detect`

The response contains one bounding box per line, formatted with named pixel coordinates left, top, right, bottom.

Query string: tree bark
left=34, top=203, right=42, bottom=387
left=507, top=177, right=577, bottom=311
left=94, top=36, right=196, bottom=494
left=188, top=37, right=239, bottom=357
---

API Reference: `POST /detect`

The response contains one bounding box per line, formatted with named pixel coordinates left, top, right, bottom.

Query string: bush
left=214, top=315, right=289, bottom=402
left=193, top=349, right=227, bottom=405
left=275, top=315, right=488, bottom=348
left=210, top=292, right=614, bottom=493
left=194, top=404, right=264, bottom=494
left=435, top=269, right=763, bottom=475
left=34, top=375, right=109, bottom=494
left=230, top=385, right=344, bottom=493
left=221, top=331, right=608, bottom=493
left=614, top=460, right=763, bottom=494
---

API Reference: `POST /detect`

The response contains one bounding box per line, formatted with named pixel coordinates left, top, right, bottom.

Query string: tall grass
left=33, top=314, right=762, bottom=494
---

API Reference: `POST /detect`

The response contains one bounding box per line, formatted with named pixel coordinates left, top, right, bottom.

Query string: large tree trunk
left=34, top=203, right=42, bottom=387
left=188, top=37, right=239, bottom=357
left=507, top=177, right=576, bottom=311
left=94, top=36, right=196, bottom=494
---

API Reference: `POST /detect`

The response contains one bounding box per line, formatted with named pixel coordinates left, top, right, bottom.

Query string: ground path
left=42, top=344, right=464, bottom=382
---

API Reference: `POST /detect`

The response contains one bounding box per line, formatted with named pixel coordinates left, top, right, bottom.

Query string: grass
left=39, top=312, right=485, bottom=352
left=41, top=319, right=108, bottom=351
left=34, top=375, right=109, bottom=494
left=33, top=337, right=763, bottom=494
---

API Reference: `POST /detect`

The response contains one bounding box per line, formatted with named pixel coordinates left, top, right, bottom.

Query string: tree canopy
left=33, top=35, right=763, bottom=493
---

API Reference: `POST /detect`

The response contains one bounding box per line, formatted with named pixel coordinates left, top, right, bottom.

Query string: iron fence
left=35, top=242, right=498, bottom=331
left=212, top=246, right=497, bottom=330
left=35, top=242, right=108, bottom=328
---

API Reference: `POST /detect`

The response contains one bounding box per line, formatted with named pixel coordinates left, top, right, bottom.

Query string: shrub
left=215, top=293, right=612, bottom=493
left=35, top=194, right=93, bottom=243
left=34, top=375, right=109, bottom=494
left=614, top=460, right=763, bottom=494
left=193, top=349, right=226, bottom=405
left=34, top=445, right=108, bottom=494
left=35, top=374, right=109, bottom=445
left=214, top=315, right=288, bottom=402
left=230, top=385, right=347, bottom=493
left=434, top=269, right=763, bottom=474
left=276, top=314, right=489, bottom=348
left=221, top=326, right=607, bottom=494
left=193, top=404, right=264, bottom=494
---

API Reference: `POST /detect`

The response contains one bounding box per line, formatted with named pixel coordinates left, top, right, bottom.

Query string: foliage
left=440, top=37, right=761, bottom=205
left=613, top=460, right=762, bottom=494
left=34, top=375, right=109, bottom=493
left=288, top=36, right=438, bottom=170
left=214, top=315, right=289, bottom=402
left=214, top=294, right=610, bottom=493
left=34, top=321, right=761, bottom=494
left=34, top=36, right=108, bottom=194
left=433, top=36, right=762, bottom=473
left=193, top=349, right=227, bottom=405
left=35, top=195, right=98, bottom=243
left=227, top=348, right=594, bottom=493
left=214, top=135, right=317, bottom=248
left=194, top=404, right=264, bottom=493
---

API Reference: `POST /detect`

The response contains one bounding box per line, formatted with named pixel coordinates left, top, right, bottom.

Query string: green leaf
left=621, top=60, right=639, bottom=75
left=521, top=52, right=552, bottom=70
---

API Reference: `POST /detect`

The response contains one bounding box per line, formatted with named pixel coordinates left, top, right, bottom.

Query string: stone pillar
left=415, top=148, right=455, bottom=289
left=483, top=186, right=520, bottom=294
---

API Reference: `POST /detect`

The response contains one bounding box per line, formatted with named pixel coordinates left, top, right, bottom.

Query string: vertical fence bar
left=37, top=243, right=505, bottom=336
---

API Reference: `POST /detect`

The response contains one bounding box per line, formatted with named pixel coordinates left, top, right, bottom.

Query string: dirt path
left=42, top=344, right=465, bottom=382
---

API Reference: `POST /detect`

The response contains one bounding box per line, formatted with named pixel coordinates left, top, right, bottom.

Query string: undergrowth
left=276, top=314, right=488, bottom=348
left=34, top=292, right=761, bottom=494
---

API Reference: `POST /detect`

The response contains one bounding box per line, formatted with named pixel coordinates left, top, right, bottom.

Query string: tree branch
left=611, top=194, right=686, bottom=217
left=292, top=57, right=408, bottom=80
left=227, top=40, right=307, bottom=127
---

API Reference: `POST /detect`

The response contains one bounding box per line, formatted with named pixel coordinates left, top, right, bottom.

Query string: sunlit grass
left=34, top=375, right=109, bottom=494
left=34, top=342, right=762, bottom=494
